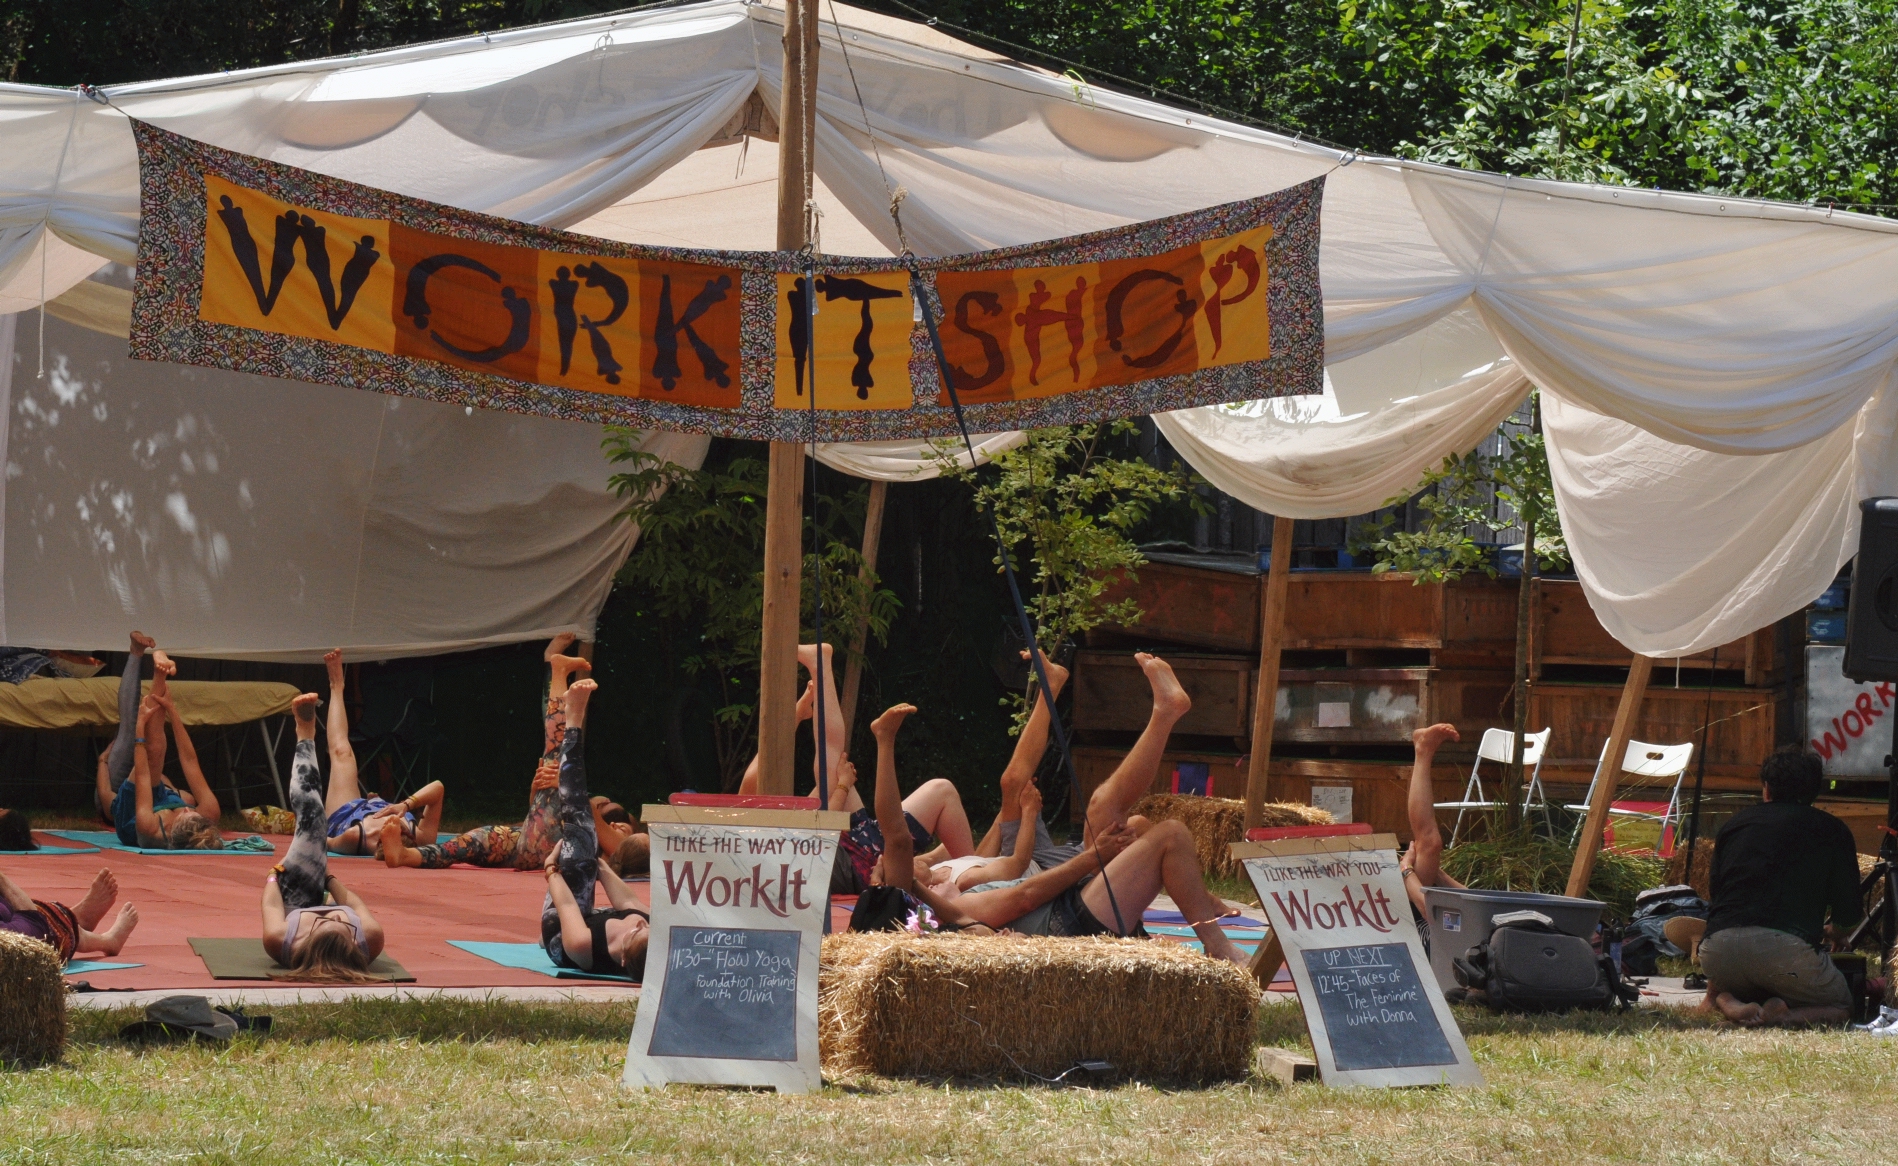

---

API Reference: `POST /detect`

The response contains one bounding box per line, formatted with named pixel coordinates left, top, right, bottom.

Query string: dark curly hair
left=0, top=808, right=36, bottom=851
left=1759, top=745, right=1824, bottom=806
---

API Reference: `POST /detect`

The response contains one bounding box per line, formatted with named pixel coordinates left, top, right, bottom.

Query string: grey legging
left=277, top=739, right=330, bottom=911
left=103, top=650, right=144, bottom=797
left=539, top=726, right=598, bottom=965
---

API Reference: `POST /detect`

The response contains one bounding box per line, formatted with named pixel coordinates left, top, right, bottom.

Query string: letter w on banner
left=130, top=121, right=1323, bottom=441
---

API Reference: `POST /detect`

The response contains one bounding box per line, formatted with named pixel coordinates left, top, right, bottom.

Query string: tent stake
left=758, top=0, right=821, bottom=795
left=1245, top=515, right=1295, bottom=829
left=1566, top=654, right=1654, bottom=898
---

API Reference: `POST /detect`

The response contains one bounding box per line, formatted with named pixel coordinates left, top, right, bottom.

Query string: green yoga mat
left=189, top=937, right=414, bottom=982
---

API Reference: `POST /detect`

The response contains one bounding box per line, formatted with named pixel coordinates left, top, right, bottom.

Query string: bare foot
left=1760, top=998, right=1792, bottom=1027
left=1715, top=992, right=1764, bottom=1026
left=564, top=678, right=597, bottom=729
left=380, top=817, right=421, bottom=868
left=797, top=643, right=836, bottom=676
left=1412, top=723, right=1460, bottom=752
left=151, top=650, right=176, bottom=681
left=1021, top=650, right=1069, bottom=698
left=1136, top=653, right=1191, bottom=719
left=94, top=903, right=139, bottom=955
left=323, top=648, right=344, bottom=692
left=73, top=868, right=118, bottom=930
left=795, top=679, right=816, bottom=723
left=129, top=630, right=154, bottom=655
left=544, top=632, right=577, bottom=662
left=549, top=654, right=590, bottom=687
left=871, top=703, right=917, bottom=740
left=291, top=692, right=320, bottom=739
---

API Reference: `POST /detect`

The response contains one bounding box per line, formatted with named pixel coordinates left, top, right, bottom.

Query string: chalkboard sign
left=624, top=805, right=849, bottom=1094
left=1234, top=833, right=1482, bottom=1089
left=648, top=927, right=801, bottom=1061
left=1300, top=943, right=1456, bottom=1071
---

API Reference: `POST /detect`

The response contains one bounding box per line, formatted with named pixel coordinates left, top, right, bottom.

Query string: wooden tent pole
left=839, top=479, right=889, bottom=747
left=757, top=0, right=820, bottom=795
left=1244, top=515, right=1296, bottom=830
left=1565, top=653, right=1654, bottom=898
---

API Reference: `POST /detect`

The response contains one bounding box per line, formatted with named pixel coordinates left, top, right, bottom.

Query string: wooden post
left=1565, top=653, right=1654, bottom=898
left=1244, top=515, right=1296, bottom=830
left=839, top=480, right=889, bottom=746
left=756, top=0, right=820, bottom=796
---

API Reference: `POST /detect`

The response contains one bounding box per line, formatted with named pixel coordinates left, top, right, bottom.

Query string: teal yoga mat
left=447, top=940, right=638, bottom=983
left=64, top=960, right=141, bottom=975
left=44, top=830, right=276, bottom=856
left=11, top=834, right=101, bottom=855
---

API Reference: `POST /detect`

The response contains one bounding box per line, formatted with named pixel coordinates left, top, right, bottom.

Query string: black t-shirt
left=585, top=907, right=649, bottom=981
left=1705, top=801, right=1862, bottom=946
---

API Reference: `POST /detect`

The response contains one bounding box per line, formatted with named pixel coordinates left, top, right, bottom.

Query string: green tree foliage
left=605, top=432, right=897, bottom=789
left=936, top=422, right=1203, bottom=724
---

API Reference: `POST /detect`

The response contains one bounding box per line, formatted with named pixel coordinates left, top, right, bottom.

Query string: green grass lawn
left=5, top=998, right=1896, bottom=1164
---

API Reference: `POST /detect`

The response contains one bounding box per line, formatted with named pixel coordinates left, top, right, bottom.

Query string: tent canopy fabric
left=2, top=0, right=1894, bottom=658
left=0, top=677, right=297, bottom=730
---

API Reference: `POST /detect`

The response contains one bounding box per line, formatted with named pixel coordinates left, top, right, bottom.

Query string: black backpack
left=1453, top=910, right=1638, bottom=1013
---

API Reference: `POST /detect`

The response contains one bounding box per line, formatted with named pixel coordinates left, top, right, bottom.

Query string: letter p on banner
left=624, top=804, right=848, bottom=1094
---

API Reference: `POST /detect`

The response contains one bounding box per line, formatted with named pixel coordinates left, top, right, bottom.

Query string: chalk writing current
left=648, top=927, right=801, bottom=1061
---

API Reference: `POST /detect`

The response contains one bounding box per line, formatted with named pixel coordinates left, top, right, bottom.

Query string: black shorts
left=1045, top=877, right=1147, bottom=937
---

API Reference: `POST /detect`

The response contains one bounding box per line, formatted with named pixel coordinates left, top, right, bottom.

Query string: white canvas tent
left=2, top=0, right=1895, bottom=660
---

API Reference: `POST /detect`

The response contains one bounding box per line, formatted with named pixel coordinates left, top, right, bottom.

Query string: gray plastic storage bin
left=1421, top=887, right=1605, bottom=993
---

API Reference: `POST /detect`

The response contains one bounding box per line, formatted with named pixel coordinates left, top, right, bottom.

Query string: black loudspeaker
left=1844, top=497, right=1898, bottom=683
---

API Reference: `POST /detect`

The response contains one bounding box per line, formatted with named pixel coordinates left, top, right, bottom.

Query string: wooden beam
left=1565, top=653, right=1654, bottom=898
left=1244, top=515, right=1296, bottom=830
left=757, top=0, right=820, bottom=796
left=1256, top=1046, right=1318, bottom=1085
left=839, top=479, right=889, bottom=746
left=1247, top=925, right=1285, bottom=991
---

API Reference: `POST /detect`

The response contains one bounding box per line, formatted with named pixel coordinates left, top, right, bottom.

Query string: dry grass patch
left=5, top=997, right=1898, bottom=1164
left=1129, top=794, right=1330, bottom=880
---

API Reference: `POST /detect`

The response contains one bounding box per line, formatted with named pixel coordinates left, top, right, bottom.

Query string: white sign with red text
left=1235, top=833, right=1481, bottom=1089
left=624, top=805, right=849, bottom=1094
left=1807, top=645, right=1896, bottom=777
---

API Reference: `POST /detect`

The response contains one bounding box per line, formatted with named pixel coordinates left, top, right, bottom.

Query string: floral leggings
left=412, top=670, right=567, bottom=870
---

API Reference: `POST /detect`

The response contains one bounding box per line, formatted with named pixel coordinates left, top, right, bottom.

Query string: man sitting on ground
left=1699, top=746, right=1861, bottom=1028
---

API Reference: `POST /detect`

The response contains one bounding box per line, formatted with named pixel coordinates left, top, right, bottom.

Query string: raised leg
left=1079, top=818, right=1245, bottom=966
left=1083, top=654, right=1189, bottom=844
left=540, top=680, right=600, bottom=956
left=278, top=693, right=331, bottom=911
left=101, top=632, right=153, bottom=807
left=870, top=704, right=916, bottom=889
left=321, top=649, right=360, bottom=815
left=901, top=779, right=975, bottom=858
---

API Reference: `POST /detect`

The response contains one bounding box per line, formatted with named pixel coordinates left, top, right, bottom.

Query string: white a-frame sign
left=625, top=805, right=848, bottom=1094
left=1234, top=833, right=1482, bottom=1089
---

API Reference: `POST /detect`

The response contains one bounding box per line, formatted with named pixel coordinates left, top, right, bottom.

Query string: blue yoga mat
left=447, top=940, right=638, bottom=983
left=44, top=830, right=277, bottom=856
left=64, top=959, right=141, bottom=975
left=12, top=834, right=101, bottom=855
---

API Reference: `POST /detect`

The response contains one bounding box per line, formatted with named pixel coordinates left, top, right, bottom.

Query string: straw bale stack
left=1129, top=794, right=1332, bottom=880
left=0, top=929, right=66, bottom=1065
left=819, top=932, right=1259, bottom=1082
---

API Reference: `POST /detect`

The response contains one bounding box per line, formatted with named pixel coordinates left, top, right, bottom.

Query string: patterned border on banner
left=130, top=120, right=1324, bottom=442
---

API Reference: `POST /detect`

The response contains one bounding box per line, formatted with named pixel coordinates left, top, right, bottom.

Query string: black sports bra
left=586, top=907, right=649, bottom=979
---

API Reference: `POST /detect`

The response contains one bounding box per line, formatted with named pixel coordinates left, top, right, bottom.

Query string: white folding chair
left=1566, top=739, right=1694, bottom=856
left=1434, top=727, right=1552, bottom=845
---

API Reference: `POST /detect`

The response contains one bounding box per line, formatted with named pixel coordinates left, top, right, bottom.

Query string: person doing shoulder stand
left=261, top=692, right=386, bottom=983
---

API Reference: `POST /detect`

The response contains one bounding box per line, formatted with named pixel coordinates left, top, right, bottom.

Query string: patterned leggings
left=277, top=740, right=331, bottom=911
left=540, top=726, right=598, bottom=964
left=413, top=668, right=564, bottom=870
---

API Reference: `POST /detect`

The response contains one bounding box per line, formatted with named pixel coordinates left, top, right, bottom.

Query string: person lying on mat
left=914, top=782, right=1044, bottom=901
left=262, top=692, right=386, bottom=983
left=94, top=630, right=158, bottom=822
left=1698, top=746, right=1861, bottom=1028
left=1402, top=722, right=1468, bottom=953
left=112, top=694, right=225, bottom=850
left=0, top=865, right=138, bottom=961
left=318, top=649, right=445, bottom=858
left=379, top=636, right=646, bottom=874
left=540, top=677, right=649, bottom=980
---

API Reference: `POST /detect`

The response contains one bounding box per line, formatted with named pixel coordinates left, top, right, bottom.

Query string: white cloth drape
left=3, top=0, right=1897, bottom=656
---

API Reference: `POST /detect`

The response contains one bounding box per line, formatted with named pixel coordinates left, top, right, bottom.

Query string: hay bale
left=1128, top=794, right=1331, bottom=879
left=1664, top=838, right=1715, bottom=900
left=819, top=932, right=1259, bottom=1082
left=0, top=929, right=66, bottom=1065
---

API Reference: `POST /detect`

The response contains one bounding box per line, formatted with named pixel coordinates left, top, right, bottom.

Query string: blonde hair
left=168, top=811, right=224, bottom=850
left=609, top=833, right=650, bottom=877
left=274, top=926, right=376, bottom=984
